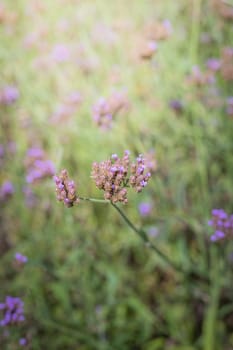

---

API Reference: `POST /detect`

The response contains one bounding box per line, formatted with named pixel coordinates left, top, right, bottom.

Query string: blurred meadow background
left=0, top=0, right=233, bottom=349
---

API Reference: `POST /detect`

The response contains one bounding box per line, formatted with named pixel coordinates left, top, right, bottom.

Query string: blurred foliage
left=0, top=0, right=233, bottom=349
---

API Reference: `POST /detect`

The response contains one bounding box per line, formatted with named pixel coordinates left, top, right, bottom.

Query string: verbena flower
left=25, top=147, right=55, bottom=184
left=129, top=154, right=151, bottom=192
left=92, top=92, right=128, bottom=130
left=169, top=99, right=184, bottom=114
left=138, top=202, right=153, bottom=217
left=208, top=209, right=233, bottom=242
left=0, top=181, right=14, bottom=201
left=19, top=338, right=27, bottom=346
left=206, top=58, right=221, bottom=72
left=0, top=86, right=19, bottom=105
left=54, top=169, right=79, bottom=207
left=15, top=253, right=28, bottom=265
left=51, top=44, right=70, bottom=62
left=91, top=151, right=151, bottom=203
left=0, top=296, right=25, bottom=327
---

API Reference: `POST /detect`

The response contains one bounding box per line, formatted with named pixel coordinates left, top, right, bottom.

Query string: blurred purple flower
left=52, top=44, right=70, bottom=62
left=26, top=147, right=44, bottom=159
left=26, top=160, right=55, bottom=183
left=169, top=99, right=183, bottom=113
left=15, top=253, right=28, bottom=264
left=209, top=209, right=233, bottom=242
left=206, top=58, right=221, bottom=71
left=0, top=181, right=14, bottom=200
left=138, top=202, right=153, bottom=217
left=0, top=296, right=25, bottom=327
left=0, top=86, right=19, bottom=105
left=19, top=338, right=27, bottom=346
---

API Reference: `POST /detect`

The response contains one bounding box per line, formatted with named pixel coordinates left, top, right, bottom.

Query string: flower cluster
left=54, top=169, right=79, bottom=207
left=91, top=151, right=151, bottom=203
left=0, top=296, right=25, bottom=327
left=92, top=91, right=128, bottom=130
left=208, top=209, right=233, bottom=242
left=0, top=85, right=19, bottom=105
left=129, top=154, right=152, bottom=192
left=24, top=147, right=55, bottom=184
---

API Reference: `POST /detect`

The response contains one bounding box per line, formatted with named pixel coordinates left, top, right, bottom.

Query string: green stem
left=190, top=0, right=202, bottom=63
left=79, top=197, right=206, bottom=278
left=203, top=269, right=222, bottom=350
left=111, top=202, right=185, bottom=274
left=79, top=197, right=110, bottom=204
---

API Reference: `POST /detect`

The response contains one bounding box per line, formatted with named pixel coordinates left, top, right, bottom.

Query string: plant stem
left=79, top=197, right=110, bottom=204
left=111, top=202, right=185, bottom=274
left=79, top=197, right=206, bottom=278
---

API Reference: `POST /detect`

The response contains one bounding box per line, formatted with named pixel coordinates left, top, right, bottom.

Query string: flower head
left=0, top=86, right=19, bottom=105
left=91, top=151, right=151, bottom=203
left=0, top=181, right=14, bottom=201
left=25, top=147, right=55, bottom=184
left=15, top=253, right=28, bottom=265
left=139, top=202, right=153, bottom=217
left=208, top=209, right=233, bottom=242
left=54, top=169, right=79, bottom=207
left=0, top=296, right=25, bottom=327
left=92, top=92, right=128, bottom=130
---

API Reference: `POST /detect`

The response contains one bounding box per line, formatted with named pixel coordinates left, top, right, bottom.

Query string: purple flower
left=0, top=86, right=19, bottom=105
left=0, top=296, right=25, bottom=327
left=139, top=202, right=153, bottom=217
left=54, top=169, right=79, bottom=207
left=26, top=147, right=44, bottom=159
left=15, top=253, right=28, bottom=264
left=206, top=58, right=221, bottom=71
left=19, top=338, right=27, bottom=346
left=52, top=44, right=70, bottom=62
left=25, top=147, right=55, bottom=184
left=169, top=99, right=183, bottom=113
left=209, top=209, right=233, bottom=242
left=0, top=181, right=14, bottom=200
